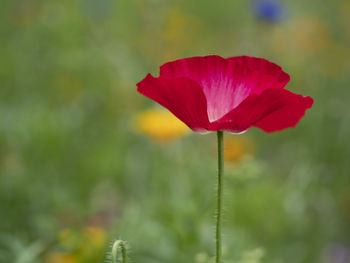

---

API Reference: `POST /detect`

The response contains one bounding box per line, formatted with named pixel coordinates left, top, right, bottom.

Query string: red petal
left=209, top=88, right=313, bottom=133
left=160, top=55, right=290, bottom=122
left=227, top=56, right=291, bottom=93
left=137, top=74, right=210, bottom=131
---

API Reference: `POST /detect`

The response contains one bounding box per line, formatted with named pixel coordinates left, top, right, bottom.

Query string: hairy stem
left=216, top=131, right=224, bottom=263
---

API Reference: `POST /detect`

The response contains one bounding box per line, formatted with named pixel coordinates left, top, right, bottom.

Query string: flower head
left=137, top=55, right=313, bottom=134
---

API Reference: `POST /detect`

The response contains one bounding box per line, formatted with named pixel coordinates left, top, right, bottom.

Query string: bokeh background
left=1, top=0, right=350, bottom=262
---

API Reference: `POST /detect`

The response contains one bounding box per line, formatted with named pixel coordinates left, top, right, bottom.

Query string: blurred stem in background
left=216, top=131, right=224, bottom=263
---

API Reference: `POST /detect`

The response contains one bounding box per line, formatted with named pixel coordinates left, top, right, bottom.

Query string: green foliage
left=1, top=0, right=350, bottom=263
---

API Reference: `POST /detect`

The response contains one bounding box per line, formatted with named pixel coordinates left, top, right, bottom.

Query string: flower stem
left=111, top=240, right=127, bottom=263
left=216, top=131, right=224, bottom=263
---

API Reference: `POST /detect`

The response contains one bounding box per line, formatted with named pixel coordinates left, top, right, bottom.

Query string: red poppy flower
left=137, top=55, right=313, bottom=133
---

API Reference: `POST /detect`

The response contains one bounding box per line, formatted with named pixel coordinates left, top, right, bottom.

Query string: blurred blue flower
left=252, top=0, right=287, bottom=23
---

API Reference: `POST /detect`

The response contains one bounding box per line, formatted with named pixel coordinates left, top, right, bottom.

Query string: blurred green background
left=1, top=0, right=350, bottom=262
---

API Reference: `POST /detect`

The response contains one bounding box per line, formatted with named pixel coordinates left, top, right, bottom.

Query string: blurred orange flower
left=293, top=16, right=331, bottom=52
left=222, top=135, right=256, bottom=164
left=46, top=253, right=77, bottom=263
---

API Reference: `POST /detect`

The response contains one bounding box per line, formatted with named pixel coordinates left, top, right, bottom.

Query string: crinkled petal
left=209, top=88, right=313, bottom=133
left=160, top=55, right=290, bottom=122
left=137, top=74, right=210, bottom=131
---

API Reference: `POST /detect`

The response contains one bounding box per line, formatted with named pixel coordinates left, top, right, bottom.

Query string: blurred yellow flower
left=46, top=253, right=77, bottom=263
left=83, top=226, right=107, bottom=249
left=55, top=226, right=107, bottom=262
left=222, top=135, right=256, bottom=164
left=135, top=109, right=189, bottom=142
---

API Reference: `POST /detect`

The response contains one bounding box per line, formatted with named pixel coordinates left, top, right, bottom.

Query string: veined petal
left=160, top=55, right=290, bottom=122
left=209, top=88, right=313, bottom=133
left=137, top=74, right=210, bottom=131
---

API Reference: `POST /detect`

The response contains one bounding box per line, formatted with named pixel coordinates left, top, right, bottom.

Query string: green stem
left=111, top=240, right=127, bottom=263
left=216, top=131, right=224, bottom=263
